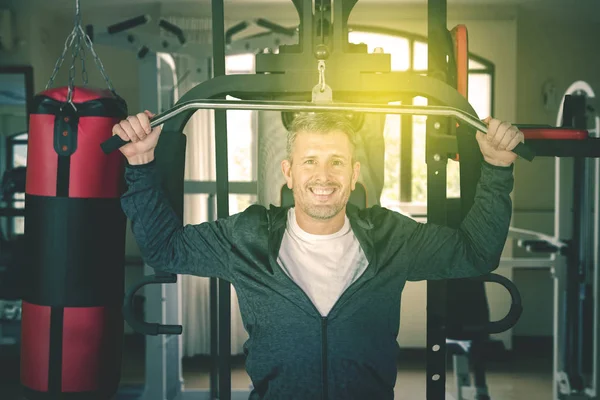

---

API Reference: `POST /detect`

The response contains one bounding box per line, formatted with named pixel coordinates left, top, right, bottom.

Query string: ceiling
left=14, top=0, right=600, bottom=21
left=17, top=0, right=597, bottom=7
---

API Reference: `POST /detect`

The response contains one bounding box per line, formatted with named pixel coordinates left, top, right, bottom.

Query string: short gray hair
left=286, top=112, right=357, bottom=162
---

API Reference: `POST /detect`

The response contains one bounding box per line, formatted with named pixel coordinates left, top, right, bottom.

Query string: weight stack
left=20, top=87, right=128, bottom=400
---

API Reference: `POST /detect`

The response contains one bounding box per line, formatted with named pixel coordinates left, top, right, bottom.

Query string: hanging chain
left=45, top=0, right=117, bottom=110
left=44, top=29, right=76, bottom=91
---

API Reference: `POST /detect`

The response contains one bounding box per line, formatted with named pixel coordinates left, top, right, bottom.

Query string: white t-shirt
left=277, top=208, right=369, bottom=317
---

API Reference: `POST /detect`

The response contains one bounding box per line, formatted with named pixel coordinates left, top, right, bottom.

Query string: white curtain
left=167, top=17, right=249, bottom=357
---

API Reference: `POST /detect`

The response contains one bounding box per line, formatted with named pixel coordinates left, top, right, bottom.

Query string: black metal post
left=565, top=156, right=585, bottom=391
left=562, top=94, right=592, bottom=391
left=400, top=113, right=413, bottom=202
left=211, top=1, right=231, bottom=400
left=426, top=0, right=449, bottom=398
left=210, top=276, right=219, bottom=399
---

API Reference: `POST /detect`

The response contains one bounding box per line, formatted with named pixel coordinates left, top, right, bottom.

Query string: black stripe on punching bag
left=23, top=195, right=126, bottom=307
left=57, top=156, right=70, bottom=197
left=54, top=106, right=79, bottom=197
left=48, top=307, right=64, bottom=393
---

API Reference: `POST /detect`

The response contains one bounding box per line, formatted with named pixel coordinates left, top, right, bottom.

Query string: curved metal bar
left=160, top=100, right=487, bottom=131
left=462, top=273, right=523, bottom=334
left=122, top=272, right=183, bottom=335
left=102, top=98, right=534, bottom=160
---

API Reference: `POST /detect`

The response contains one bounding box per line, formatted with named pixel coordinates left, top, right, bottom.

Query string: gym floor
left=0, top=337, right=552, bottom=400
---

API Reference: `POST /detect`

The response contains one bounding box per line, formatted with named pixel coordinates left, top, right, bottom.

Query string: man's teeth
left=312, top=188, right=335, bottom=195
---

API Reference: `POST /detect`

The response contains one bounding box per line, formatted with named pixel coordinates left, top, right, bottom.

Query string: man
left=114, top=111, right=523, bottom=400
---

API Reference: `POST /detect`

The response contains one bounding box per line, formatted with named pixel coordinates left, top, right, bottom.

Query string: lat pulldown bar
left=100, top=99, right=536, bottom=161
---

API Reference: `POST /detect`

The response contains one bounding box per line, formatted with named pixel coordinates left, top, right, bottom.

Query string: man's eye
left=332, top=160, right=343, bottom=166
left=304, top=160, right=315, bottom=164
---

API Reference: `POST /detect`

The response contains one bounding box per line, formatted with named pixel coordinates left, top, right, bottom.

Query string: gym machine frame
left=106, top=0, right=531, bottom=399
left=103, top=0, right=575, bottom=399
left=519, top=91, right=600, bottom=400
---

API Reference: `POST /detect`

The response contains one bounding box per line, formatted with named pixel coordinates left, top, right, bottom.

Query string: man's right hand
left=112, top=110, right=162, bottom=165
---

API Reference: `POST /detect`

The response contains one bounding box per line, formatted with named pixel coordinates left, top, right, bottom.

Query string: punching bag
left=20, top=86, right=128, bottom=399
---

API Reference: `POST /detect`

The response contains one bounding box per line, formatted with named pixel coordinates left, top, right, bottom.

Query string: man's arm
left=122, top=161, right=237, bottom=280
left=405, top=161, right=513, bottom=281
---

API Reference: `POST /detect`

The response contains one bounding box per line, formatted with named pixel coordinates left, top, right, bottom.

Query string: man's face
left=281, top=130, right=360, bottom=220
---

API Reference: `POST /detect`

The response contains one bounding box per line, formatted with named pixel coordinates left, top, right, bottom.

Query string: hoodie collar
left=267, top=203, right=376, bottom=264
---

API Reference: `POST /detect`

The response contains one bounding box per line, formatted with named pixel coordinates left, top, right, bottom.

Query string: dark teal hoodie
left=121, top=160, right=514, bottom=400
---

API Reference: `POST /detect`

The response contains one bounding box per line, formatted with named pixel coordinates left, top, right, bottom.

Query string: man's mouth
left=309, top=186, right=337, bottom=201
left=310, top=187, right=335, bottom=195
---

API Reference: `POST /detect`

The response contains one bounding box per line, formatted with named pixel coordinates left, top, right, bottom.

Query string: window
left=226, top=54, right=258, bottom=215
left=348, top=28, right=494, bottom=210
left=182, top=53, right=258, bottom=218
left=5, top=131, right=27, bottom=235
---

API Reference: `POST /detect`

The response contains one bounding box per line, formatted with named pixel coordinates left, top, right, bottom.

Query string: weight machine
left=100, top=1, right=532, bottom=399
left=516, top=85, right=600, bottom=400
left=9, top=0, right=600, bottom=398
left=98, top=1, right=600, bottom=400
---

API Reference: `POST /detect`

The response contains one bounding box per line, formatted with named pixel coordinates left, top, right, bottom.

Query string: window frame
left=348, top=25, right=495, bottom=205
left=2, top=65, right=33, bottom=237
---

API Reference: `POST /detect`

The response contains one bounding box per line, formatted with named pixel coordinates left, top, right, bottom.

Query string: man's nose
left=314, top=163, right=331, bottom=180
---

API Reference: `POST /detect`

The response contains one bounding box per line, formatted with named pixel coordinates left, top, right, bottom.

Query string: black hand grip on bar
left=518, top=239, right=560, bottom=254
left=255, top=18, right=297, bottom=36
left=122, top=271, right=183, bottom=336
left=100, top=99, right=536, bottom=161
left=137, top=45, right=150, bottom=59
left=159, top=19, right=186, bottom=45
left=102, top=134, right=130, bottom=155
left=107, top=15, right=150, bottom=35
left=460, top=273, right=523, bottom=334
left=225, top=21, right=249, bottom=44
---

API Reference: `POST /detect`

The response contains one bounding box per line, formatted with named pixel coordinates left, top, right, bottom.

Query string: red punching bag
left=20, top=86, right=128, bottom=399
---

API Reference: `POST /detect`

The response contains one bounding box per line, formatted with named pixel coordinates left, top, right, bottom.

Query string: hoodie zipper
left=322, top=317, right=328, bottom=400
left=269, top=253, right=330, bottom=399
left=269, top=257, right=374, bottom=400
left=269, top=256, right=373, bottom=400
left=268, top=212, right=373, bottom=400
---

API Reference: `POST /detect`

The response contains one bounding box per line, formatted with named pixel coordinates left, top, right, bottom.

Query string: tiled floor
left=0, top=338, right=553, bottom=399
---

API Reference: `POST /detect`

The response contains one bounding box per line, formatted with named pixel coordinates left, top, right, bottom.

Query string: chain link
left=44, top=0, right=117, bottom=110
left=45, top=31, right=77, bottom=91
left=318, top=60, right=326, bottom=93
left=80, top=44, right=88, bottom=87
left=79, top=25, right=115, bottom=93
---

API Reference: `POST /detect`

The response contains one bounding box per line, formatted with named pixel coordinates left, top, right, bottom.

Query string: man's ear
left=351, top=161, right=361, bottom=191
left=281, top=159, right=293, bottom=189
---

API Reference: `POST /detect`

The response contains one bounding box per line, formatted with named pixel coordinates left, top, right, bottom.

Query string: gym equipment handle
left=100, top=99, right=535, bottom=161
left=518, top=239, right=560, bottom=254
left=462, top=273, right=523, bottom=334
left=122, top=272, right=183, bottom=335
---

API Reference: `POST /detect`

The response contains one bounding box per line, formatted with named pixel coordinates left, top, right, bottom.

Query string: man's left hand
left=476, top=117, right=525, bottom=167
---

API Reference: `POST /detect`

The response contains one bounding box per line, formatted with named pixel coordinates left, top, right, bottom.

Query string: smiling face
left=281, top=113, right=360, bottom=231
